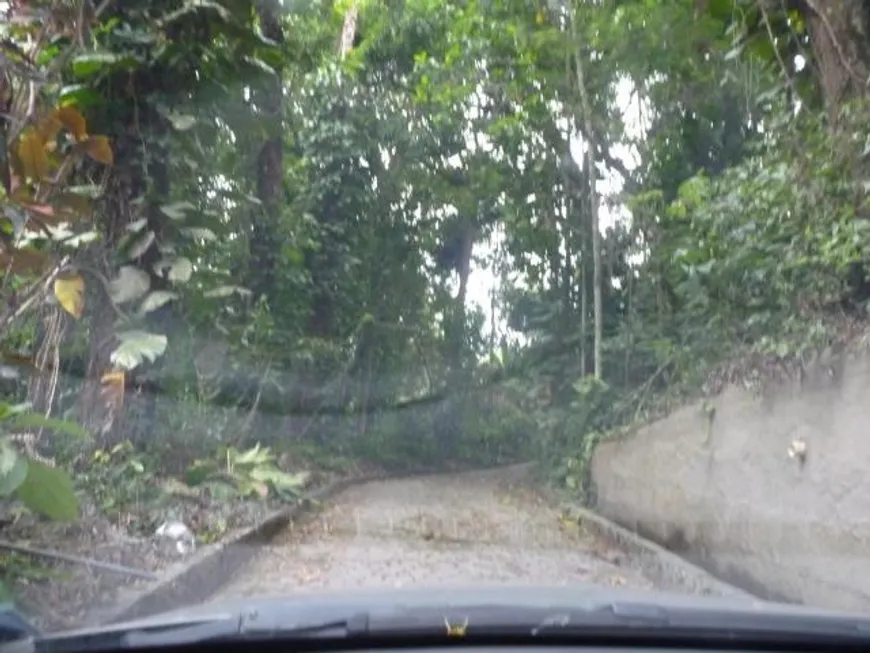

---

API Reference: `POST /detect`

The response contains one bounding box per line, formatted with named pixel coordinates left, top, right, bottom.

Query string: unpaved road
left=212, top=465, right=657, bottom=600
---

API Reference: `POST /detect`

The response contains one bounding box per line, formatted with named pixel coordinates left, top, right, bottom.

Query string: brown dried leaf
left=0, top=247, right=51, bottom=276
left=0, top=352, right=38, bottom=374
left=23, top=197, right=90, bottom=226
left=37, top=114, right=64, bottom=143
left=17, top=129, right=49, bottom=180
left=100, top=369, right=125, bottom=406
left=53, top=106, right=88, bottom=142
left=54, top=192, right=92, bottom=217
left=20, top=202, right=65, bottom=228
left=82, top=135, right=113, bottom=165
left=98, top=368, right=125, bottom=433
left=21, top=203, right=54, bottom=218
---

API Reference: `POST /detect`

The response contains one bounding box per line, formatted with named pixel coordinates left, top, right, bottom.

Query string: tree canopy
left=1, top=0, right=869, bottom=587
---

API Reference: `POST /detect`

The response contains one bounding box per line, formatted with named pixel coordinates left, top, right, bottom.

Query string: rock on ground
left=211, top=465, right=656, bottom=599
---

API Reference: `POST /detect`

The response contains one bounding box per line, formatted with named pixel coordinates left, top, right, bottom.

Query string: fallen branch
left=0, top=540, right=159, bottom=580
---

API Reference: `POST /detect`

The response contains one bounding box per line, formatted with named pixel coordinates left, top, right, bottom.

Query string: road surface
left=211, top=464, right=657, bottom=599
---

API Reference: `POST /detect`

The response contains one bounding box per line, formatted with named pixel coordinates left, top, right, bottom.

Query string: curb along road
left=93, top=471, right=404, bottom=626
left=95, top=464, right=531, bottom=626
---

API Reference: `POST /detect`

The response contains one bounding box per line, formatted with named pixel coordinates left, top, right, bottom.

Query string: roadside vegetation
left=0, top=0, right=867, bottom=627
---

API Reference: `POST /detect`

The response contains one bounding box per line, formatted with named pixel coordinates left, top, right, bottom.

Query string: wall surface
left=592, top=350, right=870, bottom=612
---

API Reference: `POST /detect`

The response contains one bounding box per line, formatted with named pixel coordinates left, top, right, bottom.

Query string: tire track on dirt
left=211, top=465, right=657, bottom=599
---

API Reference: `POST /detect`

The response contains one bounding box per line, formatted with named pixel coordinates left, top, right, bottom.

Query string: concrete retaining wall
left=592, top=350, right=870, bottom=613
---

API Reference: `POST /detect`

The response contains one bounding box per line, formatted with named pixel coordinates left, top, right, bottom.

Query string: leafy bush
left=184, top=443, right=310, bottom=501
left=0, top=403, right=82, bottom=522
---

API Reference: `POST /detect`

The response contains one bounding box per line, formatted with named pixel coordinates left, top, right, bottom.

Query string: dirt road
left=211, top=465, right=657, bottom=600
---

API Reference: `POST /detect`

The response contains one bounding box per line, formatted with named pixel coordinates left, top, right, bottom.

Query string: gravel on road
left=211, top=465, right=657, bottom=600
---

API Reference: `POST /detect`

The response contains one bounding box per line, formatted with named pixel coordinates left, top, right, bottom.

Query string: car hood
left=49, top=583, right=870, bottom=639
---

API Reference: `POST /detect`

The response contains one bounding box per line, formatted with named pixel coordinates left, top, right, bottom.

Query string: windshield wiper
left=30, top=609, right=371, bottom=653
left=117, top=613, right=366, bottom=648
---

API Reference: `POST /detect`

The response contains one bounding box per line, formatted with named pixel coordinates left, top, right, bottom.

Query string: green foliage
left=486, top=0, right=870, bottom=503
left=0, top=441, right=29, bottom=497
left=16, top=462, right=79, bottom=523
left=665, top=102, right=866, bottom=336
left=0, top=0, right=866, bottom=562
left=0, top=404, right=80, bottom=522
left=79, top=441, right=155, bottom=513
left=185, top=444, right=310, bottom=501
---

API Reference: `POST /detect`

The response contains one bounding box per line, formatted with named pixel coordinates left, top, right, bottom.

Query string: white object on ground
left=155, top=520, right=197, bottom=555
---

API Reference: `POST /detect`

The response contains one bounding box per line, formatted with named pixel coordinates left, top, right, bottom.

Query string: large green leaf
left=159, top=202, right=197, bottom=220
left=0, top=439, right=28, bottom=496
left=181, top=227, right=217, bottom=242
left=70, top=52, right=140, bottom=78
left=6, top=415, right=89, bottom=441
left=138, top=290, right=179, bottom=315
left=168, top=257, right=194, bottom=283
left=110, top=266, right=151, bottom=305
left=249, top=467, right=310, bottom=490
left=110, top=331, right=168, bottom=370
left=184, top=459, right=220, bottom=487
left=165, top=113, right=197, bottom=131
left=0, top=402, right=31, bottom=420
left=71, top=52, right=120, bottom=76
left=16, top=462, right=79, bottom=521
left=230, top=443, right=273, bottom=467
left=58, top=85, right=103, bottom=110
left=203, top=285, right=251, bottom=299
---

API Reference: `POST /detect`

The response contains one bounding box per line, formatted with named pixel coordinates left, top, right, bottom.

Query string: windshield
left=0, top=0, right=864, bottom=635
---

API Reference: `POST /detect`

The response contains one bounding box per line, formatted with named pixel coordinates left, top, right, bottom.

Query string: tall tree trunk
left=624, top=266, right=633, bottom=389
left=802, top=0, right=870, bottom=122
left=799, top=1, right=870, bottom=302
left=249, top=0, right=284, bottom=300
left=580, top=246, right=587, bottom=376
left=130, top=114, right=174, bottom=446
left=81, top=77, right=172, bottom=447
left=438, top=217, right=474, bottom=457
left=81, top=148, right=141, bottom=444
left=448, top=223, right=474, bottom=372
left=572, top=8, right=602, bottom=380
left=338, top=0, right=359, bottom=59
left=564, top=51, right=587, bottom=378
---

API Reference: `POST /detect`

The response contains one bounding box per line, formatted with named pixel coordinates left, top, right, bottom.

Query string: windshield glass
left=0, top=0, right=863, bottom=634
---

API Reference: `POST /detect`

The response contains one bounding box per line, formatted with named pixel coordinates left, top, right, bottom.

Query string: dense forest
left=0, top=0, right=868, bottom=603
